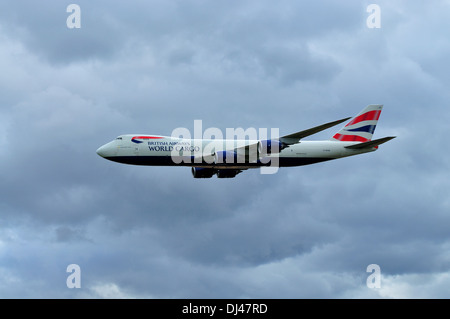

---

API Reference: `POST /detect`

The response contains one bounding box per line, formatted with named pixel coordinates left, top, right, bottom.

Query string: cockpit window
left=115, top=137, right=123, bottom=140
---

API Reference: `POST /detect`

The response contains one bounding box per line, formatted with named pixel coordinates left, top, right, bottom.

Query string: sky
left=1, top=0, right=450, bottom=299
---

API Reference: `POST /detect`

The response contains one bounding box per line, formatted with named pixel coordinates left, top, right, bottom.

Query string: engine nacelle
left=216, top=169, right=240, bottom=178
left=214, top=151, right=238, bottom=164
left=191, top=167, right=215, bottom=178
left=258, top=139, right=284, bottom=155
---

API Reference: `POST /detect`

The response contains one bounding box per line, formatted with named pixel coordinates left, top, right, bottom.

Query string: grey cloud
left=1, top=0, right=450, bottom=299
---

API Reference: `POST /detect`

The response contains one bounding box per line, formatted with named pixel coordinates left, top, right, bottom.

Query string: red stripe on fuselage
left=345, top=110, right=381, bottom=127
left=132, top=136, right=164, bottom=140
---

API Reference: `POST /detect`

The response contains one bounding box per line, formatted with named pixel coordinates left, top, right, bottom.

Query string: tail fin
left=332, top=104, right=383, bottom=142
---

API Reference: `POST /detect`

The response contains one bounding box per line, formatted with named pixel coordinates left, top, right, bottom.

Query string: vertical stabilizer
left=332, top=104, right=383, bottom=142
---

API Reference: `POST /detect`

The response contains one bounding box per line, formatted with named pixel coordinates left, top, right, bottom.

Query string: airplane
left=96, top=104, right=395, bottom=178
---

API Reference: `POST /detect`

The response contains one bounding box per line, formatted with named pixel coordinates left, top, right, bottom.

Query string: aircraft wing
left=280, top=117, right=351, bottom=145
left=231, top=116, right=352, bottom=155
left=344, top=136, right=396, bottom=149
left=195, top=116, right=352, bottom=162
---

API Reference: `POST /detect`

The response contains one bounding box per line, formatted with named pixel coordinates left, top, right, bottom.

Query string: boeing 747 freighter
left=96, top=105, right=395, bottom=178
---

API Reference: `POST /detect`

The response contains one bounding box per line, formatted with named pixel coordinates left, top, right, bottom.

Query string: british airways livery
left=96, top=105, right=395, bottom=178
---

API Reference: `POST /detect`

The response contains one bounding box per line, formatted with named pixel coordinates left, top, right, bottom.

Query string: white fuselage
left=96, top=134, right=376, bottom=169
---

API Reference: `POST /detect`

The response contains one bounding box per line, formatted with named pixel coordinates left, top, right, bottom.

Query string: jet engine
left=191, top=167, right=215, bottom=178
left=216, top=169, right=241, bottom=178
left=258, top=139, right=285, bottom=155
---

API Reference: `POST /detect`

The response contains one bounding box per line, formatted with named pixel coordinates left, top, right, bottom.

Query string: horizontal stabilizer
left=280, top=117, right=351, bottom=145
left=344, top=136, right=396, bottom=149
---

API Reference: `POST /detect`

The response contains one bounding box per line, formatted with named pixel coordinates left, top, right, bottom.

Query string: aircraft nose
left=96, top=144, right=109, bottom=157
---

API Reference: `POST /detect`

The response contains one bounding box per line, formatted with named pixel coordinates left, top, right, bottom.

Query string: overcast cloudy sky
left=1, top=0, right=450, bottom=299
